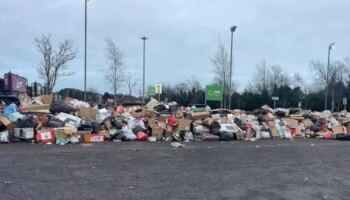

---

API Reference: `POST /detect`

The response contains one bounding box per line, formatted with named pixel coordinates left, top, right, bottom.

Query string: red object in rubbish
left=36, top=130, right=55, bottom=144
left=323, top=133, right=331, bottom=139
left=136, top=132, right=148, bottom=141
left=246, top=123, right=253, bottom=138
left=166, top=116, right=177, bottom=126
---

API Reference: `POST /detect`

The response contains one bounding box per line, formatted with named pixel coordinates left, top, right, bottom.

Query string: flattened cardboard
left=14, top=128, right=34, bottom=139
left=0, top=116, right=11, bottom=127
left=177, top=119, right=192, bottom=132
left=303, top=119, right=312, bottom=127
left=283, top=118, right=299, bottom=129
left=38, top=95, right=52, bottom=105
left=21, top=104, right=50, bottom=112
left=332, top=125, right=344, bottom=134
left=152, top=126, right=163, bottom=140
left=191, top=111, right=210, bottom=120
left=159, top=114, right=171, bottom=122
left=79, top=107, right=97, bottom=121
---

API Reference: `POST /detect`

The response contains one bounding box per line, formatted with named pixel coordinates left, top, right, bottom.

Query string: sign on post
left=343, top=97, right=347, bottom=105
left=271, top=96, right=279, bottom=109
left=148, top=86, right=156, bottom=96
left=155, top=84, right=162, bottom=94
left=206, top=85, right=223, bottom=101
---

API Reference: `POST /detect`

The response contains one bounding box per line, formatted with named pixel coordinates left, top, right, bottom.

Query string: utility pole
left=325, top=42, right=335, bottom=111
left=84, top=0, right=88, bottom=101
left=229, top=25, right=237, bottom=109
left=141, top=36, right=148, bottom=103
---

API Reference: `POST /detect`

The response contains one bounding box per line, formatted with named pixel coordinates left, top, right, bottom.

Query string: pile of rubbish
left=1, top=95, right=350, bottom=144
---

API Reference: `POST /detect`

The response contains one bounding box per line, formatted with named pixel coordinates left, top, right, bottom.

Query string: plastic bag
left=8, top=112, right=24, bottom=122
left=50, top=100, right=74, bottom=113
left=184, top=132, right=193, bottom=142
left=47, top=118, right=65, bottom=128
left=122, top=129, right=136, bottom=141
left=136, top=132, right=148, bottom=141
left=96, top=108, right=111, bottom=124
left=0, top=131, right=9, bottom=143
left=220, top=131, right=234, bottom=141
left=3, top=104, right=19, bottom=117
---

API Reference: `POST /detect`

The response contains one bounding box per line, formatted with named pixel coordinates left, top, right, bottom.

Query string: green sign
left=206, top=85, right=222, bottom=101
left=148, top=86, right=156, bottom=96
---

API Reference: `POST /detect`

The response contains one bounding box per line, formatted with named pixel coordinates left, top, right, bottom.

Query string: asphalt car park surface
left=0, top=139, right=349, bottom=200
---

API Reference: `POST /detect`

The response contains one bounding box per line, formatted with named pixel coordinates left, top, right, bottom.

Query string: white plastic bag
left=0, top=131, right=9, bottom=143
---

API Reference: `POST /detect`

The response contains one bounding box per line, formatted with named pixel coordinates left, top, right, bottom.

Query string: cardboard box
left=38, top=95, right=53, bottom=105
left=36, top=130, right=55, bottom=144
left=14, top=128, right=34, bottom=139
left=152, top=126, right=163, bottom=140
left=79, top=107, right=97, bottom=121
left=191, top=111, right=210, bottom=120
left=159, top=114, right=171, bottom=122
left=89, top=134, right=104, bottom=142
left=303, top=119, right=312, bottom=127
left=56, top=113, right=82, bottom=128
left=177, top=119, right=192, bottom=132
left=145, top=110, right=157, bottom=118
left=270, top=127, right=280, bottom=138
left=283, top=118, right=299, bottom=129
left=332, top=125, right=344, bottom=134
left=21, top=104, right=51, bottom=112
left=203, top=118, right=213, bottom=126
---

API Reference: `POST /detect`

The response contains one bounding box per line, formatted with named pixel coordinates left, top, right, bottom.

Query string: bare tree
left=252, top=61, right=271, bottom=94
left=34, top=34, right=78, bottom=93
left=104, top=38, right=125, bottom=105
left=126, top=72, right=139, bottom=96
left=269, top=65, right=290, bottom=89
left=211, top=40, right=230, bottom=108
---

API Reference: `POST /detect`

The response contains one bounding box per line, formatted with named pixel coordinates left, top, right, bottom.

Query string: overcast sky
left=1, top=0, right=349, bottom=94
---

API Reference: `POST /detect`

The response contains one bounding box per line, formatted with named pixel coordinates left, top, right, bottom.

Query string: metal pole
left=84, top=0, right=87, bottom=101
left=141, top=36, right=148, bottom=103
left=229, top=27, right=234, bottom=110
left=325, top=46, right=331, bottom=110
left=273, top=100, right=276, bottom=109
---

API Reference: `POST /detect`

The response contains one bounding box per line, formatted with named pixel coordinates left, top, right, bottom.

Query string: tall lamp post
left=228, top=25, right=237, bottom=109
left=325, top=42, right=335, bottom=111
left=84, top=0, right=89, bottom=101
left=141, top=36, right=148, bottom=103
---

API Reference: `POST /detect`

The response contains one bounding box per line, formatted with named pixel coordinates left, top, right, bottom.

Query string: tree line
left=34, top=33, right=350, bottom=111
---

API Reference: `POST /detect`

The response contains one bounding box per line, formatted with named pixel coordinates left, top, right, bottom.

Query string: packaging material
left=211, top=114, right=220, bottom=121
left=191, top=111, right=210, bottom=120
left=14, top=128, right=34, bottom=139
left=88, top=134, right=105, bottom=142
left=332, top=125, right=344, bottom=134
left=303, top=119, right=313, bottom=127
left=184, top=132, right=193, bottom=141
left=261, top=131, right=271, bottom=139
left=3, top=104, right=19, bottom=117
left=0, top=131, right=10, bottom=143
left=152, top=126, right=164, bottom=140
left=177, top=119, right=192, bottom=132
left=8, top=112, right=24, bottom=122
left=50, top=100, right=74, bottom=113
left=145, top=110, right=158, bottom=118
left=282, top=118, right=299, bottom=129
left=56, top=113, right=82, bottom=128
left=146, top=99, right=158, bottom=110
left=136, top=132, right=148, bottom=141
left=122, top=129, right=137, bottom=141
left=96, top=108, right=111, bottom=124
left=79, top=107, right=97, bottom=121
left=21, top=104, right=51, bottom=113
left=159, top=114, right=171, bottom=122
left=202, top=132, right=219, bottom=141
left=0, top=116, right=12, bottom=127
left=36, top=130, right=55, bottom=144
left=67, top=99, right=90, bottom=109
left=220, top=124, right=238, bottom=134
left=37, top=95, right=53, bottom=105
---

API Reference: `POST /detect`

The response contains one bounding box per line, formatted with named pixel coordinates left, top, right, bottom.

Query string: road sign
left=148, top=86, right=156, bottom=96
left=206, top=85, right=222, bottom=101
left=272, top=96, right=279, bottom=101
left=155, top=84, right=162, bottom=94
left=343, top=97, right=347, bottom=105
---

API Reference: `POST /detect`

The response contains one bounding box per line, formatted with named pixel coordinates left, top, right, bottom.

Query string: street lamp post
left=141, top=36, right=148, bottom=103
left=325, top=42, right=335, bottom=111
left=228, top=25, right=237, bottom=109
left=84, top=0, right=88, bottom=101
